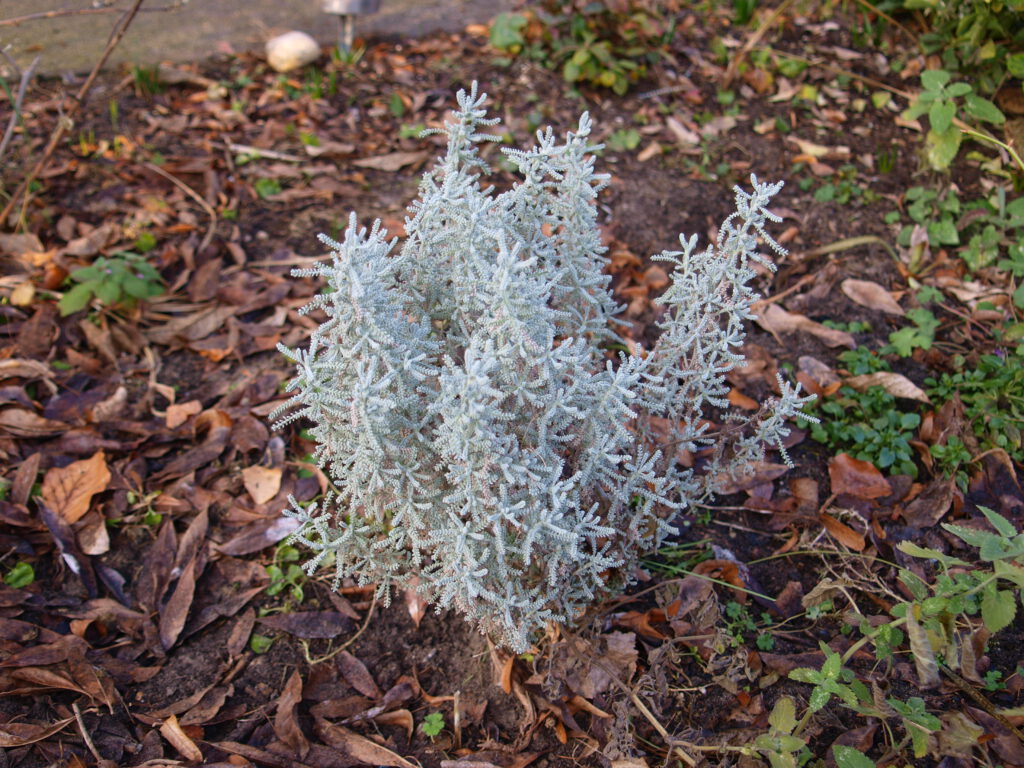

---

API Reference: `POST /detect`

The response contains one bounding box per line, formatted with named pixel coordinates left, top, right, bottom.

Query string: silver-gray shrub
left=273, top=84, right=814, bottom=652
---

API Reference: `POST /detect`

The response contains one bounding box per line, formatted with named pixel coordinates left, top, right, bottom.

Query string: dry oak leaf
left=840, top=279, right=905, bottom=316
left=41, top=451, right=110, bottom=524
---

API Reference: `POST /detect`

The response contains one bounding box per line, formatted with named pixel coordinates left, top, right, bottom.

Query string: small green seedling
left=249, top=633, right=274, bottom=654
left=59, top=251, right=164, bottom=316
left=3, top=562, right=35, bottom=588
left=266, top=544, right=306, bottom=602
left=420, top=711, right=445, bottom=740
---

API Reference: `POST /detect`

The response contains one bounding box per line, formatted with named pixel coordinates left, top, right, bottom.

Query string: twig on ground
left=300, top=592, right=378, bottom=665
left=72, top=702, right=104, bottom=764
left=723, top=0, right=798, bottom=88
left=0, top=51, right=39, bottom=161
left=848, top=0, right=918, bottom=43
left=941, top=663, right=1024, bottom=746
left=142, top=161, right=218, bottom=251
left=0, top=0, right=146, bottom=227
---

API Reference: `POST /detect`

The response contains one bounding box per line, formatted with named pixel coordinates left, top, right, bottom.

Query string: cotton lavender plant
left=272, top=84, right=813, bottom=652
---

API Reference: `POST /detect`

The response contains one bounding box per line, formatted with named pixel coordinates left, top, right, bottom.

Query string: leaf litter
left=0, top=4, right=1022, bottom=767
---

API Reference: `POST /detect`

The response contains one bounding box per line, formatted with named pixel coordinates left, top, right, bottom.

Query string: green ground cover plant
left=490, top=1, right=679, bottom=94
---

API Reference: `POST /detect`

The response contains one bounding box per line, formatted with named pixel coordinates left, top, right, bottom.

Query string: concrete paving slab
left=1, top=0, right=515, bottom=76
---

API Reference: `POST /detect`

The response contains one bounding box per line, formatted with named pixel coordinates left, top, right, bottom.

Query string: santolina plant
left=273, top=84, right=813, bottom=651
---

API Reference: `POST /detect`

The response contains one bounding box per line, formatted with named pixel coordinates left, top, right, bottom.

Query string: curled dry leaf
left=0, top=717, right=76, bottom=747
left=165, top=399, right=202, bottom=429
left=159, top=714, right=204, bottom=762
left=665, top=116, right=700, bottom=146
left=840, top=278, right=905, bottom=316
left=755, top=303, right=855, bottom=349
left=0, top=408, right=68, bottom=437
left=76, top=509, right=111, bottom=556
left=819, top=512, right=866, bottom=551
left=274, top=669, right=310, bottom=758
left=785, top=136, right=851, bottom=159
left=374, top=709, right=414, bottom=740
left=41, top=450, right=111, bottom=524
left=845, top=372, right=931, bottom=404
left=404, top=576, right=427, bottom=628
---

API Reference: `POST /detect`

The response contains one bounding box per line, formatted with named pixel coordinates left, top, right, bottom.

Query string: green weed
left=901, top=69, right=1004, bottom=171
left=805, top=383, right=921, bottom=477
left=59, top=251, right=164, bottom=316
left=927, top=349, right=1024, bottom=463
left=489, top=2, right=676, bottom=95
left=266, top=544, right=306, bottom=603
left=253, top=177, right=283, bottom=199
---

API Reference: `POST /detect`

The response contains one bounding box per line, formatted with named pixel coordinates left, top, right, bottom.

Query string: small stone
left=265, top=31, right=321, bottom=73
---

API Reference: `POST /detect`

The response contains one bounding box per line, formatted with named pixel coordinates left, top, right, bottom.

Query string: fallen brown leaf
left=351, top=150, right=429, bottom=172
left=845, top=372, right=930, bottom=404
left=241, top=465, right=282, bottom=505
left=337, top=651, right=381, bottom=699
left=828, top=453, right=891, bottom=499
left=275, top=669, right=310, bottom=758
left=755, top=303, right=855, bottom=348
left=785, top=136, right=851, bottom=159
left=315, top=719, right=418, bottom=768
left=166, top=399, right=202, bottom=429
left=257, top=611, right=354, bottom=639
left=0, top=717, right=75, bottom=747
left=840, top=279, right=904, bottom=316
left=159, top=555, right=199, bottom=651
left=159, top=714, right=204, bottom=762
left=819, top=512, right=866, bottom=551
left=41, top=450, right=110, bottom=524
left=902, top=477, right=957, bottom=527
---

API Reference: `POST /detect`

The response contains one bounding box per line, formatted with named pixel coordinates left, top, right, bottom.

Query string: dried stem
left=0, top=51, right=39, bottom=161
left=0, top=0, right=146, bottom=227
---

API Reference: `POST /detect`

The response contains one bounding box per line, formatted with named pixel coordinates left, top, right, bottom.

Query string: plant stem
left=0, top=0, right=146, bottom=227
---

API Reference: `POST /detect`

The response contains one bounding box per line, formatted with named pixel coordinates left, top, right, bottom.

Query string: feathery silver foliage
left=273, top=83, right=814, bottom=652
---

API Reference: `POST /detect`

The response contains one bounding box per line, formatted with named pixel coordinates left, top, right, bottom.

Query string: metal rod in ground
left=340, top=14, right=354, bottom=52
